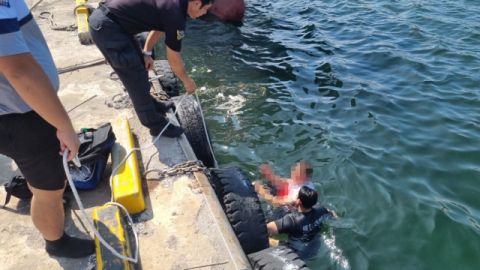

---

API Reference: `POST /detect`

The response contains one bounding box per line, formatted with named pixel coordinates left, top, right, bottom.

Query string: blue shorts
left=0, top=111, right=66, bottom=190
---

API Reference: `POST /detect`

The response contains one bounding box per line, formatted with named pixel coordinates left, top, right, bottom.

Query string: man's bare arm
left=0, top=53, right=79, bottom=160
left=143, top=31, right=165, bottom=71
left=270, top=196, right=294, bottom=207
left=260, top=164, right=286, bottom=186
left=144, top=31, right=164, bottom=52
left=266, top=222, right=279, bottom=235
left=166, top=46, right=196, bottom=94
left=254, top=181, right=294, bottom=207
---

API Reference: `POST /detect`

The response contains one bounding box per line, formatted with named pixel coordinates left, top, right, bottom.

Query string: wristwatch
left=142, top=50, right=152, bottom=56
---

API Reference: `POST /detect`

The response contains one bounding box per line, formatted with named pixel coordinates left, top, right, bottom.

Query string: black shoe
left=153, top=100, right=174, bottom=113
left=150, top=123, right=184, bottom=138
left=46, top=234, right=95, bottom=258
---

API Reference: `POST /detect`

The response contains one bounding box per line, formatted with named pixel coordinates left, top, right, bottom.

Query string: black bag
left=68, top=123, right=116, bottom=189
left=3, top=175, right=33, bottom=208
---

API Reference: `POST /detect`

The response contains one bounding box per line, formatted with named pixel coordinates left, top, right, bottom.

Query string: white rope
left=63, top=151, right=139, bottom=263
left=64, top=92, right=241, bottom=269
left=194, top=91, right=219, bottom=168
left=108, top=94, right=188, bottom=201
left=62, top=94, right=189, bottom=263
left=181, top=90, right=241, bottom=270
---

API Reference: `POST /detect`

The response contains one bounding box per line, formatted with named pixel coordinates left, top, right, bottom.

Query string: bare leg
left=29, top=181, right=94, bottom=258
left=28, top=182, right=65, bottom=241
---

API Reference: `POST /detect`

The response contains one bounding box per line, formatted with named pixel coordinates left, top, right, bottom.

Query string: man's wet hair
left=190, top=0, right=216, bottom=9
left=298, top=186, right=318, bottom=209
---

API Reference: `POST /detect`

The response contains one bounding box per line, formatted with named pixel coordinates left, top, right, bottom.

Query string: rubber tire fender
left=210, top=166, right=269, bottom=255
left=247, top=245, right=310, bottom=270
left=172, top=95, right=216, bottom=168
left=153, top=60, right=179, bottom=97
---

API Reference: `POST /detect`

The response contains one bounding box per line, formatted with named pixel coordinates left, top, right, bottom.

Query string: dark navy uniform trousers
left=89, top=6, right=162, bottom=129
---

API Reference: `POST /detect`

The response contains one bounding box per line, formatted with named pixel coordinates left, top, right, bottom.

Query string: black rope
left=67, top=95, right=97, bottom=113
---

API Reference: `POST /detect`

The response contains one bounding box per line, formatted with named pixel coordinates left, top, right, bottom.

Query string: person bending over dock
left=89, top=0, right=214, bottom=137
left=267, top=186, right=337, bottom=260
left=0, top=0, right=94, bottom=258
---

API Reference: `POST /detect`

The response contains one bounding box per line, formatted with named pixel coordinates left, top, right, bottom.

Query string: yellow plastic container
left=111, top=118, right=145, bottom=214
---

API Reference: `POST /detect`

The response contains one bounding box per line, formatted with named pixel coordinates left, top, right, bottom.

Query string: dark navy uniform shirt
left=275, top=205, right=332, bottom=242
left=106, top=0, right=188, bottom=52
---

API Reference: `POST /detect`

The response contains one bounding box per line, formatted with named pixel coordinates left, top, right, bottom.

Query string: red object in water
left=208, top=0, right=245, bottom=21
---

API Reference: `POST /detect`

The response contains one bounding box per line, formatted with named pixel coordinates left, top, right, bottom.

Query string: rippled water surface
left=157, top=1, right=480, bottom=269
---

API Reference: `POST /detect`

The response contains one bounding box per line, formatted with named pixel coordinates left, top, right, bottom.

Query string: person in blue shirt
left=267, top=186, right=337, bottom=260
left=0, top=0, right=94, bottom=258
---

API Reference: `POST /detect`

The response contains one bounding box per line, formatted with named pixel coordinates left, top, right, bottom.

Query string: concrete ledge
left=173, top=120, right=252, bottom=269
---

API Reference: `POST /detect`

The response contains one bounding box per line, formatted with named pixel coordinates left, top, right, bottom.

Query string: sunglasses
left=305, top=168, right=313, bottom=176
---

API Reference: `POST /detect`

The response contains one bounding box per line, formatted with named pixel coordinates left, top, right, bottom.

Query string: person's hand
left=259, top=164, right=271, bottom=175
left=254, top=180, right=259, bottom=191
left=184, top=78, right=197, bottom=95
left=144, top=54, right=154, bottom=71
left=272, top=201, right=282, bottom=208
left=254, top=180, right=262, bottom=192
left=57, top=128, right=80, bottom=162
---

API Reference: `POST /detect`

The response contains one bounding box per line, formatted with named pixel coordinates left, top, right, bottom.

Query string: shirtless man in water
left=255, top=160, right=315, bottom=207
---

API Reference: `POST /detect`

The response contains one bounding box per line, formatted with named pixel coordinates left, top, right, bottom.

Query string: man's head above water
left=290, top=160, right=313, bottom=184
left=297, top=186, right=318, bottom=210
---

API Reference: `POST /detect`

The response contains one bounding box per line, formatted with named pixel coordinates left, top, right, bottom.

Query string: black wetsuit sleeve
left=315, top=205, right=331, bottom=217
left=275, top=215, right=295, bottom=235
left=316, top=206, right=334, bottom=226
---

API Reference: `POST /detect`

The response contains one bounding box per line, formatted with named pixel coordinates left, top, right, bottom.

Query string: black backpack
left=2, top=175, right=32, bottom=208
left=2, top=123, right=116, bottom=207
left=69, top=122, right=116, bottom=189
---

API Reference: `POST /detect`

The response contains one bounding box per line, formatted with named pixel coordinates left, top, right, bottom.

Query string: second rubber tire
left=153, top=60, right=179, bottom=97
left=210, top=166, right=269, bottom=255
left=247, top=245, right=310, bottom=270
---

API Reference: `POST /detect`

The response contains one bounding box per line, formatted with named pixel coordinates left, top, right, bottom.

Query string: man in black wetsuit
left=88, top=0, right=214, bottom=137
left=267, top=186, right=337, bottom=260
